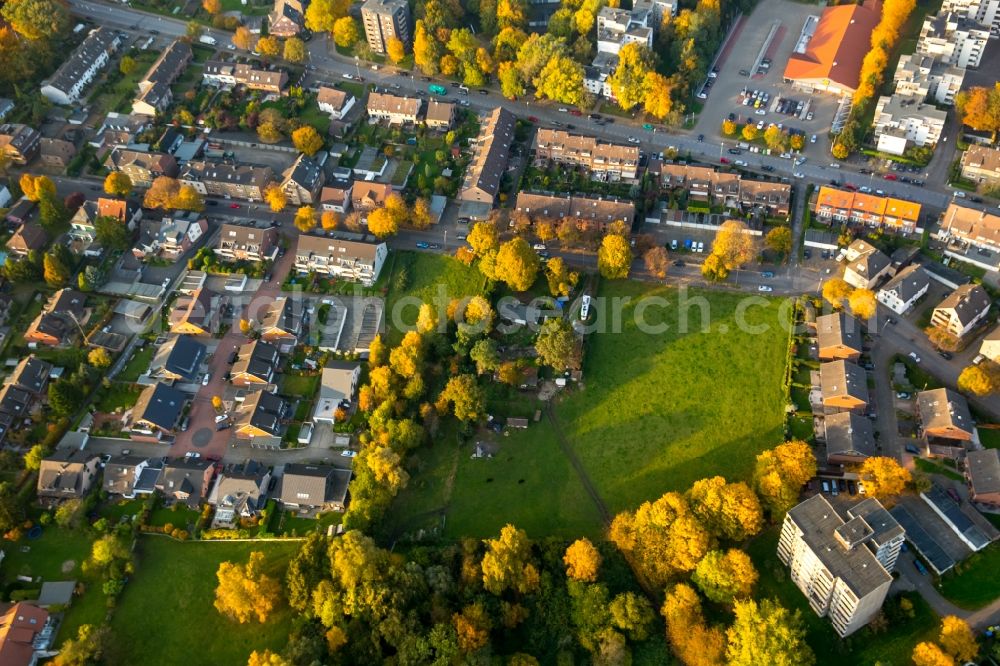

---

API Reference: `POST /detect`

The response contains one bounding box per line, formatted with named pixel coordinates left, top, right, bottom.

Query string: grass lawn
left=939, top=542, right=1000, bottom=609
left=94, top=384, right=143, bottom=413
left=978, top=427, right=1000, bottom=449
left=747, top=528, right=940, bottom=665
left=119, top=345, right=155, bottom=382
left=555, top=282, right=789, bottom=513
left=914, top=457, right=963, bottom=481
left=107, top=538, right=300, bottom=665
left=148, top=505, right=201, bottom=529
left=280, top=373, right=320, bottom=398
left=278, top=510, right=341, bottom=536
left=384, top=251, right=486, bottom=344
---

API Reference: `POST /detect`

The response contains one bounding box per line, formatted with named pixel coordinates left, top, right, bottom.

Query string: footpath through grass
left=107, top=538, right=300, bottom=665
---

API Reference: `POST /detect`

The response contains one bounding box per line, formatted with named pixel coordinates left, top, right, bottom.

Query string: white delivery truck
left=199, top=34, right=217, bottom=45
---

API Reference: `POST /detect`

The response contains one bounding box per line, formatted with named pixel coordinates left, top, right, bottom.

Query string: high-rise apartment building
left=361, top=0, right=411, bottom=54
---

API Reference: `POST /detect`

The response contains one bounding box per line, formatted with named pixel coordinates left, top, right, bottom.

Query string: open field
left=939, top=542, right=1000, bottom=609
left=557, top=281, right=789, bottom=513
left=747, top=528, right=940, bottom=665
left=107, top=538, right=300, bottom=665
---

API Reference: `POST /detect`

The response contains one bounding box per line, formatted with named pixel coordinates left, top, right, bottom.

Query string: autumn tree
left=256, top=36, right=280, bottom=58
left=534, top=55, right=586, bottom=106
left=214, top=551, right=281, bottom=623
left=386, top=36, right=406, bottom=63
left=956, top=83, right=1000, bottom=141
left=203, top=0, right=221, bottom=13
left=846, top=288, right=876, bottom=320
left=822, top=277, right=853, bottom=309
left=686, top=476, right=763, bottom=542
left=43, top=251, right=70, bottom=287
left=544, top=256, right=578, bottom=297
left=331, top=16, right=359, bottom=48
left=742, top=124, right=758, bottom=142
left=470, top=338, right=500, bottom=375
left=598, top=233, right=632, bottom=279
left=436, top=374, right=485, bottom=422
left=609, top=492, right=713, bottom=586
left=958, top=362, right=1000, bottom=397
left=410, top=197, right=432, bottom=229
left=753, top=440, right=817, bottom=517
left=535, top=317, right=578, bottom=370
left=304, top=0, right=351, bottom=32
left=20, top=174, right=54, bottom=202
left=467, top=221, right=500, bottom=256
left=608, top=43, right=652, bottom=111
left=692, top=549, right=758, bottom=604
left=291, top=125, right=323, bottom=156
left=564, top=537, right=602, bottom=582
left=722, top=119, right=737, bottom=136
left=727, top=598, right=814, bottom=666
left=264, top=184, right=287, bottom=212
left=859, top=456, right=912, bottom=502
left=104, top=172, right=133, bottom=198
left=283, top=37, right=307, bottom=63
left=912, top=642, right=955, bottom=666
left=247, top=650, right=289, bottom=666
left=499, top=61, right=526, bottom=98
left=708, top=220, right=756, bottom=274
left=88, top=347, right=112, bottom=369
left=233, top=26, right=253, bottom=50
left=643, top=246, right=669, bottom=279
left=764, top=226, right=792, bottom=258
left=53, top=625, right=110, bottom=666
left=454, top=602, right=492, bottom=653
left=367, top=206, right=399, bottom=238
left=413, top=20, right=440, bottom=74
left=832, top=142, right=850, bottom=160
left=482, top=524, right=540, bottom=595
left=143, top=176, right=180, bottom=209
left=939, top=616, right=978, bottom=663
left=644, top=71, right=673, bottom=119
left=495, top=237, right=541, bottom=291
left=2, top=0, right=70, bottom=40
left=293, top=206, right=316, bottom=233
left=661, top=583, right=727, bottom=666
left=320, top=210, right=339, bottom=232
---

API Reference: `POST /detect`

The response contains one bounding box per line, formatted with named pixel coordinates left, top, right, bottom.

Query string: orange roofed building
left=813, top=186, right=921, bottom=233
left=783, top=2, right=882, bottom=96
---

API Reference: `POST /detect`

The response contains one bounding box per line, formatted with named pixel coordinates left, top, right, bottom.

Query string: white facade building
left=917, top=12, right=990, bottom=69
left=942, top=0, right=1000, bottom=35
left=40, top=28, right=122, bottom=106
left=892, top=54, right=966, bottom=106
left=873, top=94, right=947, bottom=156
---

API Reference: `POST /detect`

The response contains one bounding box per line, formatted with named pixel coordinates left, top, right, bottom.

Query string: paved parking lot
left=694, top=0, right=843, bottom=161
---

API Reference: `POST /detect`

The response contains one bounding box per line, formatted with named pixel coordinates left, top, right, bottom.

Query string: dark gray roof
left=935, top=283, right=991, bottom=329
left=156, top=458, right=212, bottom=504
left=7, top=355, right=51, bottom=394
left=133, top=382, right=186, bottom=430
left=232, top=340, right=279, bottom=382
left=879, top=264, right=929, bottom=303
left=846, top=240, right=891, bottom=282
left=824, top=411, right=876, bottom=460
left=917, top=387, right=974, bottom=438
left=152, top=335, right=206, bottom=382
left=888, top=504, right=955, bottom=574
left=238, top=390, right=288, bottom=435
left=816, top=311, right=862, bottom=354
left=43, top=27, right=119, bottom=97
left=283, top=154, right=323, bottom=190
left=923, top=485, right=991, bottom=551
left=820, top=360, right=869, bottom=404
left=103, top=454, right=152, bottom=494
left=967, top=449, right=1000, bottom=496
left=0, top=384, right=33, bottom=418
left=280, top=463, right=351, bottom=506
left=260, top=297, right=301, bottom=336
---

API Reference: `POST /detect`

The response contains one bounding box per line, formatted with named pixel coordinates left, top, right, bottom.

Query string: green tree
left=726, top=598, right=815, bottom=666
left=469, top=338, right=500, bottom=375
left=24, top=444, right=44, bottom=471
left=609, top=592, right=655, bottom=641
left=52, top=625, right=110, bottom=666
left=764, top=226, right=792, bottom=257
left=535, top=317, right=578, bottom=370
left=48, top=378, right=84, bottom=416
left=95, top=215, right=130, bottom=251
left=435, top=374, right=485, bottom=422
left=692, top=549, right=759, bottom=604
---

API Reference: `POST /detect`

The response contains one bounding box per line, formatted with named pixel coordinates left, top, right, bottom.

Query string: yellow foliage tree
left=912, top=642, right=955, bottom=666
left=482, top=524, right=540, bottom=595
left=721, top=119, right=737, bottom=136
left=386, top=36, right=406, bottom=63
left=753, top=440, right=817, bottom=517
left=859, top=456, right=911, bottom=502
left=332, top=17, right=359, bottom=48
left=283, top=37, right=307, bottom=63
left=939, top=616, right=978, bottom=662
left=848, top=288, right=877, bottom=319
left=691, top=549, right=758, bottom=604
left=822, top=277, right=853, bottom=309
left=212, top=395, right=223, bottom=411
left=202, top=0, right=221, bottom=13
left=415, top=302, right=439, bottom=335
left=88, top=347, right=112, bottom=369
left=214, top=551, right=281, bottom=623
left=264, top=184, right=287, bottom=213
left=494, top=237, right=541, bottom=291
left=453, top=602, right=492, bottom=653
left=468, top=221, right=499, bottom=256
left=686, top=476, right=763, bottom=542
left=320, top=210, right=339, bottom=231
left=410, top=197, right=432, bottom=229
left=661, top=583, right=727, bottom=666
left=741, top=124, right=758, bottom=141
left=247, top=650, right=288, bottom=666
left=832, top=142, right=850, bottom=159
left=366, top=206, right=398, bottom=238
left=598, top=233, right=632, bottom=279
left=564, top=538, right=602, bottom=582
left=256, top=36, right=280, bottom=58
left=293, top=206, right=316, bottom=233
left=291, top=126, right=323, bottom=156
left=727, top=598, right=814, bottom=666
left=233, top=26, right=253, bottom=50
left=958, top=362, right=1000, bottom=397
left=709, top=220, right=756, bottom=271
left=104, top=172, right=133, bottom=198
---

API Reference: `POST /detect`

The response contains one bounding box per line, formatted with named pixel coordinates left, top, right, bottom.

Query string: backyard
left=939, top=542, right=1000, bottom=609
left=107, top=538, right=300, bottom=665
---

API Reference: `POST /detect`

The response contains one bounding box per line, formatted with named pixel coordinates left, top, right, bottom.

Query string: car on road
left=954, top=190, right=967, bottom=198
left=734, top=160, right=747, bottom=166
left=570, top=109, right=582, bottom=116
left=697, top=134, right=705, bottom=142
left=761, top=271, right=774, bottom=278
left=416, top=242, right=429, bottom=249
left=627, top=136, right=640, bottom=144
left=810, top=134, right=817, bottom=143
left=217, top=421, right=231, bottom=431
left=905, top=444, right=921, bottom=454
left=720, top=157, right=730, bottom=164
left=673, top=259, right=684, bottom=266
left=670, top=240, right=678, bottom=250
left=761, top=165, right=774, bottom=172
left=883, top=173, right=897, bottom=181
left=202, top=373, right=210, bottom=386
left=207, top=200, right=218, bottom=206
left=728, top=148, right=742, bottom=154
left=908, top=351, right=921, bottom=363
left=185, top=452, right=201, bottom=460
left=755, top=108, right=766, bottom=115
left=429, top=243, right=441, bottom=250
left=739, top=69, right=750, bottom=76
left=527, top=116, right=539, bottom=122
left=642, top=123, right=654, bottom=131
left=478, top=89, right=489, bottom=95
left=227, top=351, right=238, bottom=364
left=458, top=99, right=470, bottom=107
left=896, top=392, right=911, bottom=399
left=937, top=350, right=953, bottom=360
left=558, top=107, right=568, bottom=112
left=793, top=172, right=804, bottom=178
left=229, top=203, right=239, bottom=209
left=456, top=234, right=467, bottom=241
left=758, top=285, right=773, bottom=292
left=341, top=450, right=358, bottom=458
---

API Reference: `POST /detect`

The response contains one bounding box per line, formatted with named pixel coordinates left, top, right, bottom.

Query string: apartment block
left=917, top=12, right=989, bottom=69
left=813, top=187, right=922, bottom=233
left=202, top=61, right=288, bottom=94
left=178, top=160, right=274, bottom=201
left=941, top=0, right=1000, bottom=35
left=459, top=107, right=516, bottom=211
left=214, top=223, right=278, bottom=263
left=104, top=147, right=178, bottom=187
left=361, top=0, right=411, bottom=54
left=960, top=145, right=1000, bottom=188
left=514, top=191, right=636, bottom=225
left=659, top=163, right=792, bottom=217
left=366, top=92, right=422, bottom=125
left=873, top=94, right=946, bottom=156
left=930, top=283, right=990, bottom=338
left=0, top=123, right=41, bottom=165
left=41, top=27, right=121, bottom=106
left=534, top=129, right=639, bottom=181
left=778, top=495, right=904, bottom=637
left=892, top=54, right=965, bottom=106
left=294, top=234, right=388, bottom=286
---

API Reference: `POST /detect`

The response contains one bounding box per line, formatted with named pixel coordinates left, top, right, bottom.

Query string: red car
left=527, top=116, right=539, bottom=123
left=843, top=183, right=858, bottom=191
left=229, top=203, right=240, bottom=209
left=569, top=109, right=582, bottom=116
left=883, top=173, right=897, bottom=181
left=720, top=157, right=730, bottom=164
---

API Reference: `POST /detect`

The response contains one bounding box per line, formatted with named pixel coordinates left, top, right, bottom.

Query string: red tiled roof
left=783, top=3, right=881, bottom=93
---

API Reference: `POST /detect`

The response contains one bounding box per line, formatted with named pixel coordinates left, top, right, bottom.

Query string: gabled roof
left=968, top=449, right=1000, bottom=496
left=6, top=355, right=51, bottom=394
left=824, top=411, right=876, bottom=459
left=461, top=107, right=516, bottom=203
left=317, top=86, right=350, bottom=111
left=815, top=311, right=862, bottom=353
left=133, top=382, right=186, bottom=430
left=819, top=360, right=869, bottom=404
left=917, top=387, right=974, bottom=438
left=169, top=288, right=215, bottom=330
left=150, top=335, right=206, bottom=382
left=280, top=463, right=351, bottom=506
left=282, top=153, right=323, bottom=190
left=782, top=2, right=880, bottom=92
left=259, top=296, right=300, bottom=336
left=156, top=458, right=212, bottom=503
left=232, top=339, right=279, bottom=382
left=295, top=233, right=384, bottom=262
left=934, top=283, right=990, bottom=328
left=367, top=92, right=422, bottom=118
left=0, top=602, right=49, bottom=666
left=879, top=264, right=929, bottom=303
left=236, top=390, right=288, bottom=436
left=42, top=27, right=120, bottom=96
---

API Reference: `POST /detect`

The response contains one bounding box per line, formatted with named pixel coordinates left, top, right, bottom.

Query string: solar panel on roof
left=888, top=505, right=955, bottom=574
left=923, top=486, right=991, bottom=551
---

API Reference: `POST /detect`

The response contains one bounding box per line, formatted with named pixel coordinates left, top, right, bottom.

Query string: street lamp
left=354, top=55, right=360, bottom=80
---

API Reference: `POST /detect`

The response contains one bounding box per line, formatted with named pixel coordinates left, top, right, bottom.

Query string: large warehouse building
left=783, top=1, right=882, bottom=96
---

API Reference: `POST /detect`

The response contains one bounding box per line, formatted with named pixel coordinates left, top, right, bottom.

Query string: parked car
left=341, top=450, right=357, bottom=458
left=229, top=203, right=240, bottom=209
left=896, top=392, right=911, bottom=399
left=673, top=260, right=684, bottom=267
left=913, top=558, right=928, bottom=576
left=905, top=444, right=921, bottom=454
left=908, top=352, right=921, bottom=363
left=416, top=242, right=429, bottom=249
left=937, top=350, right=953, bottom=360
left=202, top=373, right=210, bottom=386
left=761, top=271, right=774, bottom=278
left=758, top=285, right=773, bottom=292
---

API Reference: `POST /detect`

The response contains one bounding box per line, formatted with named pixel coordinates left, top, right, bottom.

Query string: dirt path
left=545, top=404, right=611, bottom=526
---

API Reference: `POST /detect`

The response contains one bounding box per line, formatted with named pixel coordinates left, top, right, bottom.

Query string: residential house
left=873, top=94, right=946, bottom=156
left=424, top=99, right=455, bottom=130
left=258, top=296, right=301, bottom=351
left=103, top=455, right=163, bottom=498
left=24, top=289, right=88, bottom=347
left=350, top=180, right=393, bottom=213
left=534, top=129, right=640, bottom=181
left=513, top=191, right=636, bottom=226
left=312, top=362, right=361, bottom=423
left=40, top=27, right=121, bottom=105
left=0, top=98, right=13, bottom=121
left=70, top=197, right=142, bottom=245
left=366, top=92, right=422, bottom=125
left=980, top=324, right=1000, bottom=363
left=782, top=2, right=881, bottom=96
left=317, top=87, right=356, bottom=120
left=179, top=160, right=274, bottom=201
left=815, top=312, right=863, bottom=361
left=89, top=111, right=148, bottom=152
left=657, top=163, right=792, bottom=217
left=877, top=264, right=930, bottom=314
left=460, top=107, right=516, bottom=211
left=824, top=411, right=876, bottom=465
left=917, top=387, right=976, bottom=455
left=814, top=187, right=922, bottom=233
left=966, top=449, right=1000, bottom=507
left=0, top=123, right=41, bottom=165
left=819, top=360, right=869, bottom=414
left=778, top=495, right=904, bottom=637
left=0, top=384, right=32, bottom=444
left=233, top=389, right=289, bottom=440
left=209, top=460, right=272, bottom=524
left=281, top=153, right=325, bottom=205
left=105, top=147, right=179, bottom=187
left=36, top=449, right=100, bottom=505
left=892, top=54, right=965, bottom=106
left=917, top=12, right=989, bottom=69
left=230, top=340, right=280, bottom=387
left=202, top=62, right=289, bottom=94
left=319, top=180, right=353, bottom=213
left=938, top=203, right=1000, bottom=270
left=960, top=144, right=1000, bottom=188
left=156, top=458, right=214, bottom=507
left=294, top=234, right=388, bottom=286
left=268, top=0, right=305, bottom=37
left=38, top=138, right=77, bottom=170
left=130, top=382, right=187, bottom=441
left=148, top=335, right=206, bottom=383
left=361, top=0, right=411, bottom=54
left=5, top=355, right=52, bottom=396
left=3, top=198, right=34, bottom=227
left=134, top=212, right=208, bottom=260
left=0, top=602, right=52, bottom=666
left=169, top=288, right=221, bottom=336
left=132, top=40, right=193, bottom=116
left=843, top=239, right=892, bottom=289
left=214, top=223, right=278, bottom=263
left=5, top=223, right=48, bottom=257
left=930, top=283, right=990, bottom=338
left=279, top=463, right=352, bottom=512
